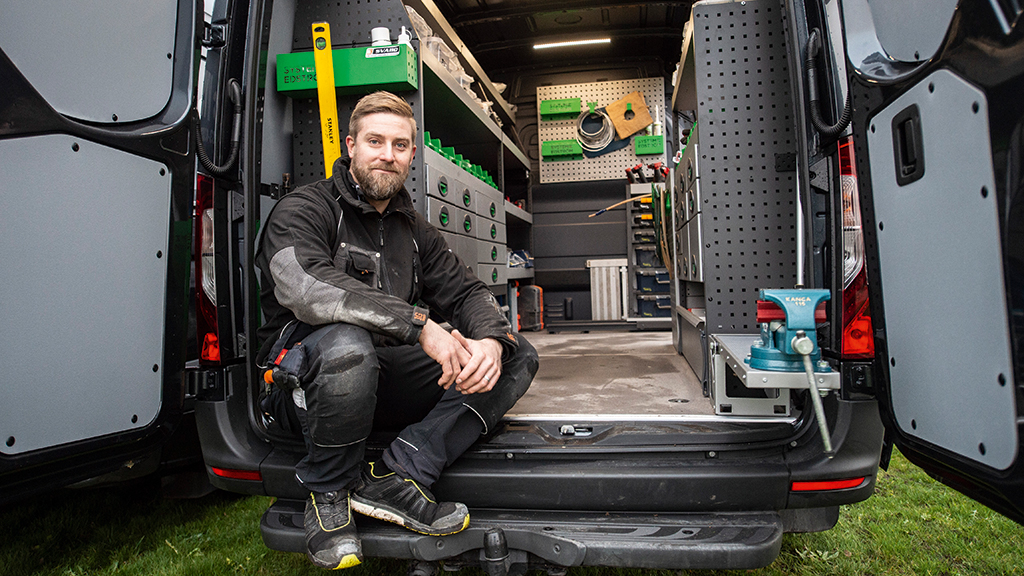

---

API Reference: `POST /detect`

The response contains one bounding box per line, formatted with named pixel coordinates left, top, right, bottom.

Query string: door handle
left=892, top=104, right=925, bottom=185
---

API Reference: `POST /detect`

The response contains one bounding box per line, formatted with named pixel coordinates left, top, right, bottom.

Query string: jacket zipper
left=378, top=216, right=395, bottom=296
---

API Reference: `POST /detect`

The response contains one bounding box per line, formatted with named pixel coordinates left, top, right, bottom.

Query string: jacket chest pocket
left=334, top=242, right=380, bottom=289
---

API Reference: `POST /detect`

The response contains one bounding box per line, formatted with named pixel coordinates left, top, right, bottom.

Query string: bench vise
left=749, top=289, right=831, bottom=372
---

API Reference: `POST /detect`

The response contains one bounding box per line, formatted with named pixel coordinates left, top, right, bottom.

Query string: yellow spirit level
left=312, top=22, right=341, bottom=177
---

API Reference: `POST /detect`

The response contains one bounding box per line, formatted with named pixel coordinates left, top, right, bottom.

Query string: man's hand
left=418, top=319, right=471, bottom=389
left=451, top=330, right=503, bottom=394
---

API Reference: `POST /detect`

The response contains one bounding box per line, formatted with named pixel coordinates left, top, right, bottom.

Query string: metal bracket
left=713, top=335, right=839, bottom=390
left=202, top=22, right=226, bottom=48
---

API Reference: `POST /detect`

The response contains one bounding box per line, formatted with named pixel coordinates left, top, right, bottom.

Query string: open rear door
left=0, top=0, right=199, bottom=500
left=840, top=0, right=1024, bottom=522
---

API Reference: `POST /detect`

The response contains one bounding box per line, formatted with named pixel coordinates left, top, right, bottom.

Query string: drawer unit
left=453, top=179, right=476, bottom=214
left=476, top=263, right=507, bottom=286
left=425, top=153, right=455, bottom=202
left=455, top=206, right=476, bottom=237
left=634, top=244, right=661, bottom=268
left=476, top=239, right=503, bottom=265
left=684, top=178, right=703, bottom=222
left=676, top=224, right=690, bottom=281
left=680, top=124, right=700, bottom=190
left=477, top=190, right=504, bottom=222
left=476, top=220, right=506, bottom=244
left=688, top=212, right=704, bottom=282
left=633, top=229, right=655, bottom=244
left=636, top=294, right=672, bottom=318
left=426, top=196, right=458, bottom=234
left=635, top=269, right=670, bottom=293
left=439, top=231, right=473, bottom=269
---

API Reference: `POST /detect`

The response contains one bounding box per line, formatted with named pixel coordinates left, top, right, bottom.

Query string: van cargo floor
left=507, top=331, right=713, bottom=418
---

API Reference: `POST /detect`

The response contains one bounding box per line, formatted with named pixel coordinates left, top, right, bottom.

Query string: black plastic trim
left=262, top=501, right=783, bottom=570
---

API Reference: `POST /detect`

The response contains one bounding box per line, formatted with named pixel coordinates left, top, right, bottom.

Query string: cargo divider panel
left=690, top=0, right=798, bottom=335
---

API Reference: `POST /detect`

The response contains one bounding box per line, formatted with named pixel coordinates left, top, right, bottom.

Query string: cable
left=576, top=108, right=614, bottom=153
left=195, top=78, right=243, bottom=176
left=806, top=29, right=851, bottom=141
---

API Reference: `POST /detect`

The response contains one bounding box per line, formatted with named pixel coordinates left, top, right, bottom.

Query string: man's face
left=346, top=112, right=416, bottom=203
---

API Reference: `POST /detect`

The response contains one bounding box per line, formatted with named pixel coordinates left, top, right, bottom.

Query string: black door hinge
left=202, top=22, right=226, bottom=48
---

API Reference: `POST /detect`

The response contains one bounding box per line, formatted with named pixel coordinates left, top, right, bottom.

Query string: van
left=1, top=0, right=1021, bottom=571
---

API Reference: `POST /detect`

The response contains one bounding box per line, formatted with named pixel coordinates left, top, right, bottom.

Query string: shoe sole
left=308, top=552, right=362, bottom=570
left=350, top=496, right=470, bottom=537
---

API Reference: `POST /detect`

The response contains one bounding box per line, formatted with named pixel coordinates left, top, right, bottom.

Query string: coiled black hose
left=194, top=78, right=242, bottom=176
left=806, top=29, right=851, bottom=140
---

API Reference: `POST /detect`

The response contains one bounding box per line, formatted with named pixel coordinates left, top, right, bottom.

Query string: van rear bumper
left=261, top=500, right=783, bottom=570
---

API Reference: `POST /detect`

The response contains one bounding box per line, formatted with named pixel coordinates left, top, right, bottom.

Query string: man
left=255, top=91, right=538, bottom=570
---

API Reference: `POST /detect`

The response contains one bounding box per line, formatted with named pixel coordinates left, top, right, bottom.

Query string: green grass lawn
left=1, top=450, right=1021, bottom=576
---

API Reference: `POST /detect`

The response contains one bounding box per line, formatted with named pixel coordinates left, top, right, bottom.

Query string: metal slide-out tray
left=712, top=335, right=840, bottom=390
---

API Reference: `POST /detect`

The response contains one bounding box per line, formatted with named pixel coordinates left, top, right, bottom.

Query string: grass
left=1, top=449, right=1021, bottom=576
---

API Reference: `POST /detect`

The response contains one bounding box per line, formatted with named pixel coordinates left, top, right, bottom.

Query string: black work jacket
left=256, top=157, right=516, bottom=362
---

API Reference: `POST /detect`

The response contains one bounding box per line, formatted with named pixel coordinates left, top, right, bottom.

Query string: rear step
left=261, top=499, right=783, bottom=570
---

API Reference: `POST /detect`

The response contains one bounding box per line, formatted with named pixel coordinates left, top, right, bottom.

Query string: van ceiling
left=432, top=1, right=695, bottom=77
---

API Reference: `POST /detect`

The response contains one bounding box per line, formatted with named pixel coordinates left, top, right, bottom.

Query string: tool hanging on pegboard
left=311, top=22, right=341, bottom=178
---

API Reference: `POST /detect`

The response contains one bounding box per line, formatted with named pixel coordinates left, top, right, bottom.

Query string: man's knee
left=303, top=324, right=379, bottom=446
left=505, top=334, right=539, bottom=397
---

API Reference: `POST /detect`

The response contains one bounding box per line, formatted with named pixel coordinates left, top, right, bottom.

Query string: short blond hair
left=349, top=91, right=417, bottom=140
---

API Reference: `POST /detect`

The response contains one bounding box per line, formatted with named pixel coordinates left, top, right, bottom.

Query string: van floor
left=507, top=331, right=714, bottom=418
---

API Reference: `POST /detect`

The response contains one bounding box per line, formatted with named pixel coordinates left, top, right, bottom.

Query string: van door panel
left=0, top=0, right=197, bottom=496
left=0, top=135, right=171, bottom=454
left=843, top=0, right=1024, bottom=522
left=866, top=70, right=1015, bottom=470
left=0, top=0, right=179, bottom=124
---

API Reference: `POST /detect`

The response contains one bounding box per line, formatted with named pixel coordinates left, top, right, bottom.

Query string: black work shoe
left=304, top=490, right=363, bottom=570
left=351, top=462, right=470, bottom=536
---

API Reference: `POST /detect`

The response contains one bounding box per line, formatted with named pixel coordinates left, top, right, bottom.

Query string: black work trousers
left=292, top=323, right=537, bottom=493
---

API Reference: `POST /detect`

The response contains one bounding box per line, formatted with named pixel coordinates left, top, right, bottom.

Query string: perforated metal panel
left=537, top=79, right=667, bottom=183
left=289, top=0, right=424, bottom=205
left=692, top=0, right=797, bottom=334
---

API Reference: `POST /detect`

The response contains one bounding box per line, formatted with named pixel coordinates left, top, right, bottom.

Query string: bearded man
left=255, top=91, right=538, bottom=570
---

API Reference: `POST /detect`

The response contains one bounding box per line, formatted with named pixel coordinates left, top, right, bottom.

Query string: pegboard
left=288, top=0, right=424, bottom=207
left=692, top=0, right=798, bottom=334
left=537, top=78, right=667, bottom=183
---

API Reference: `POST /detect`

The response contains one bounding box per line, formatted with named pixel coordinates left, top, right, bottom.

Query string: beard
left=350, top=159, right=408, bottom=202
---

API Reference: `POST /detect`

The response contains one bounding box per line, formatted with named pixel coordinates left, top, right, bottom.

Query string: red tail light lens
left=210, top=467, right=262, bottom=481
left=195, top=174, right=221, bottom=364
left=791, top=477, right=866, bottom=491
left=838, top=137, right=874, bottom=358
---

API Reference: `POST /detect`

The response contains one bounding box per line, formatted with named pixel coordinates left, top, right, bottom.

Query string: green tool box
left=541, top=139, right=583, bottom=161
left=540, top=98, right=582, bottom=121
left=634, top=134, right=664, bottom=156
left=277, top=44, right=418, bottom=98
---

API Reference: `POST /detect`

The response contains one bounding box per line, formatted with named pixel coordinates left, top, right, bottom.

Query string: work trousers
left=291, top=323, right=537, bottom=493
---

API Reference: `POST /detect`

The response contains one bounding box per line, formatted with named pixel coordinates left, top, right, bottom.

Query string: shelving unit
left=269, top=0, right=532, bottom=318
left=667, top=0, right=799, bottom=415
left=625, top=183, right=672, bottom=330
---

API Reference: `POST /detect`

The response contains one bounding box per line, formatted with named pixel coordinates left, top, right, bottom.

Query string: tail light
left=838, top=137, right=874, bottom=358
left=195, top=174, right=221, bottom=364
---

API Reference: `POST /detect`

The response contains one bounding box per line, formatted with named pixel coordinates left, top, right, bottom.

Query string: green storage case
left=634, top=134, right=664, bottom=156
left=541, top=139, right=583, bottom=161
left=277, top=44, right=418, bottom=98
left=540, top=98, right=582, bottom=121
